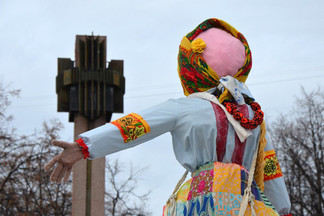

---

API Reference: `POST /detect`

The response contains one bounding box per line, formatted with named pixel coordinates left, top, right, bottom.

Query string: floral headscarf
left=178, top=18, right=252, bottom=103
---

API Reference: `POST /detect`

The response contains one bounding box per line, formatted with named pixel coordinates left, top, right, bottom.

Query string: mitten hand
left=44, top=140, right=84, bottom=183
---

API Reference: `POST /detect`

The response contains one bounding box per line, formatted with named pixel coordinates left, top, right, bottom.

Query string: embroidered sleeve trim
left=264, top=149, right=283, bottom=181
left=110, top=113, right=151, bottom=143
left=76, top=138, right=90, bottom=159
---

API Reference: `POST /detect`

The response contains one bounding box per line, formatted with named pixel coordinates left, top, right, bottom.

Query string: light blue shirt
left=80, top=97, right=291, bottom=215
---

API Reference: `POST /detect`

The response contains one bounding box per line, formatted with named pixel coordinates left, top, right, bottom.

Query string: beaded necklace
left=212, top=88, right=264, bottom=129
left=223, top=97, right=264, bottom=129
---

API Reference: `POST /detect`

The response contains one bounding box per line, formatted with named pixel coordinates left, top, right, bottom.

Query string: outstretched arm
left=45, top=99, right=180, bottom=182
left=79, top=99, right=179, bottom=159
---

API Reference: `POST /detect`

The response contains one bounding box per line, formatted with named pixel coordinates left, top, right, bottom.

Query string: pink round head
left=194, top=28, right=246, bottom=78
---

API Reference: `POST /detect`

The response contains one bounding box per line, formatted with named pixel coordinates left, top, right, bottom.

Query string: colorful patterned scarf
left=178, top=18, right=252, bottom=103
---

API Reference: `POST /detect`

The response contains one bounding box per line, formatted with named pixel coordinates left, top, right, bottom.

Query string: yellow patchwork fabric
left=212, top=162, right=240, bottom=194
left=163, top=162, right=279, bottom=216
left=245, top=200, right=279, bottom=216
left=176, top=178, right=193, bottom=202
left=111, top=113, right=151, bottom=143
left=264, top=150, right=283, bottom=181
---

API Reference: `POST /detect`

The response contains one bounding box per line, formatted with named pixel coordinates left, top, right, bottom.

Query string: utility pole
left=56, top=34, right=125, bottom=216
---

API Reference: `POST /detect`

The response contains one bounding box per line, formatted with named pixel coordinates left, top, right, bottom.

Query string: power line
left=11, top=65, right=324, bottom=101
left=248, top=74, right=324, bottom=86
left=6, top=73, right=324, bottom=109
left=252, top=65, right=324, bottom=77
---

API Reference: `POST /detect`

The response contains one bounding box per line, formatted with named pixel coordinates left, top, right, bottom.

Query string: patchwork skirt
left=163, top=162, right=278, bottom=216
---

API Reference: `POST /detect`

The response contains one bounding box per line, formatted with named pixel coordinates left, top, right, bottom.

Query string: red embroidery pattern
left=111, top=113, right=151, bottom=143
left=264, top=150, right=283, bottom=181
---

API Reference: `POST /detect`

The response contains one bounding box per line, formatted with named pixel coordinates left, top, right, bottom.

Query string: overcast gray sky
left=1, top=0, right=324, bottom=215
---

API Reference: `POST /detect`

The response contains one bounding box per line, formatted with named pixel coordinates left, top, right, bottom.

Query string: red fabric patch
left=232, top=104, right=249, bottom=165
left=188, top=169, right=214, bottom=200
left=264, top=150, right=283, bottom=181
left=211, top=102, right=228, bottom=162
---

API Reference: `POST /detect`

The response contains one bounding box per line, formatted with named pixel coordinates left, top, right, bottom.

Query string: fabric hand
left=44, top=140, right=84, bottom=183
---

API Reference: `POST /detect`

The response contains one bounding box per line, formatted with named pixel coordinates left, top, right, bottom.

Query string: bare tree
left=0, top=80, right=152, bottom=215
left=0, top=82, right=72, bottom=215
left=0, top=121, right=73, bottom=215
left=105, top=159, right=151, bottom=216
left=271, top=87, right=324, bottom=216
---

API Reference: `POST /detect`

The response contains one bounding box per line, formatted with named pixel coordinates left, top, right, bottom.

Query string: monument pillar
left=56, top=34, right=125, bottom=216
